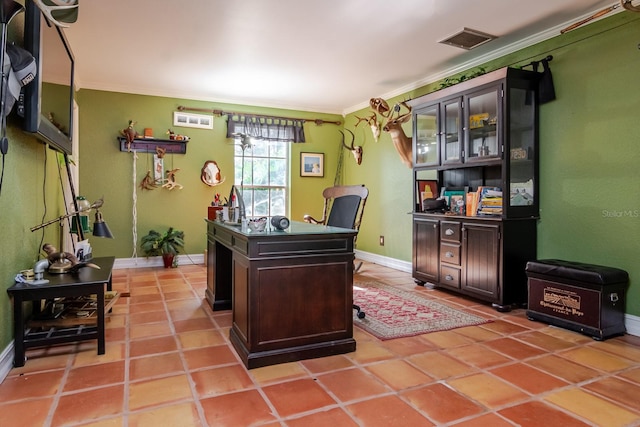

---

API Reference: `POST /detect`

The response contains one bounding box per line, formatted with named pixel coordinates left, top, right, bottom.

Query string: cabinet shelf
left=468, top=124, right=497, bottom=137
left=117, top=137, right=188, bottom=154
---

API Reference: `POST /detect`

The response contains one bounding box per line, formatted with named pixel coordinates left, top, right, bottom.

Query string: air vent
left=438, top=27, right=496, bottom=50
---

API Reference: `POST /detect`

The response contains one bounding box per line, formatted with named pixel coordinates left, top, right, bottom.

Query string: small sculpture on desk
left=42, top=243, right=99, bottom=274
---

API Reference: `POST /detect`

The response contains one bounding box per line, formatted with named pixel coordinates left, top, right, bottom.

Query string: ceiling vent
left=438, top=27, right=496, bottom=50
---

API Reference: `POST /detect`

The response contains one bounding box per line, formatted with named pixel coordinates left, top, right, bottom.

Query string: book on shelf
left=476, top=186, right=503, bottom=216
left=466, top=192, right=478, bottom=216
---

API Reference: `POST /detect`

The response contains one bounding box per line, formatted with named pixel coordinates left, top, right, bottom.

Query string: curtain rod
left=176, top=105, right=341, bottom=126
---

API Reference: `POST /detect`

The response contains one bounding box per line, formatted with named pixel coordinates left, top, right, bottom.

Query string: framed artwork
left=416, top=179, right=438, bottom=210
left=173, top=111, right=214, bottom=129
left=300, top=152, right=324, bottom=177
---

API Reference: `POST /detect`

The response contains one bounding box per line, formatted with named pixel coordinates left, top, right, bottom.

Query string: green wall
left=0, top=118, right=66, bottom=352
left=342, top=12, right=640, bottom=315
left=2, top=11, right=640, bottom=356
left=74, top=91, right=343, bottom=259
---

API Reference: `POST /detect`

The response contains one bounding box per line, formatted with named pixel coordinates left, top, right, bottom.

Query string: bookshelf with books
left=409, top=67, right=540, bottom=311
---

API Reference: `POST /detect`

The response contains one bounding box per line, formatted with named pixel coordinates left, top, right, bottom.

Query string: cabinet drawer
left=440, top=243, right=460, bottom=265
left=440, top=265, right=461, bottom=289
left=440, top=221, right=461, bottom=242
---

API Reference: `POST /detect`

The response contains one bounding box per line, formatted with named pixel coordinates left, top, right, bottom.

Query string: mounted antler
left=622, top=0, right=640, bottom=12
left=370, top=98, right=413, bottom=168
left=355, top=112, right=381, bottom=142
left=340, top=129, right=363, bottom=165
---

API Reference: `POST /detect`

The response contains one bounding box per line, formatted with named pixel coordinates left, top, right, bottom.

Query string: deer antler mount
left=355, top=113, right=381, bottom=142
left=340, top=129, right=363, bottom=165
left=370, top=97, right=413, bottom=168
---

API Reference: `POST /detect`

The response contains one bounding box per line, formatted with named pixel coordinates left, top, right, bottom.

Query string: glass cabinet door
left=465, top=86, right=500, bottom=161
left=414, top=105, right=439, bottom=166
left=507, top=85, right=537, bottom=217
left=441, top=98, right=462, bottom=164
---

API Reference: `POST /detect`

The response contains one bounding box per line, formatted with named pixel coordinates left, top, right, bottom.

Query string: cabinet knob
left=445, top=251, right=454, bottom=258
left=445, top=229, right=454, bottom=236
left=445, top=275, right=453, bottom=281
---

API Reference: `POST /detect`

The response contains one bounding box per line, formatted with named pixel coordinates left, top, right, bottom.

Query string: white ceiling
left=62, top=0, right=622, bottom=115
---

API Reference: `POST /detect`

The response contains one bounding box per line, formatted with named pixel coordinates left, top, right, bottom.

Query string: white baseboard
left=625, top=313, right=640, bottom=337
left=0, top=341, right=14, bottom=383
left=2, top=251, right=638, bottom=384
left=114, top=253, right=204, bottom=269
left=355, top=249, right=412, bottom=273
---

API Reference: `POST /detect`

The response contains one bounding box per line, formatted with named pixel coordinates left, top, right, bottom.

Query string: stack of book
left=476, top=187, right=503, bottom=216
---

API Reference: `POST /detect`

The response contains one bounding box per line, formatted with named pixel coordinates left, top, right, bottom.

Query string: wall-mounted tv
left=22, top=0, right=75, bottom=155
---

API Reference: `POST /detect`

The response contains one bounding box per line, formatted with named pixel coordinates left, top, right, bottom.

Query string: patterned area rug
left=353, top=281, right=490, bottom=340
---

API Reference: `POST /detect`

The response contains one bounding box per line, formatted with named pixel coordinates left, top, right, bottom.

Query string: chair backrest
left=327, top=195, right=361, bottom=229
left=323, top=185, right=369, bottom=232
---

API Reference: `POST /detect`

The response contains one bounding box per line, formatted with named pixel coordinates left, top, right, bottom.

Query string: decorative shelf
left=117, top=137, right=188, bottom=154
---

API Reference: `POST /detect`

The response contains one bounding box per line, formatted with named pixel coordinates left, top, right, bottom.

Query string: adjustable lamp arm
left=30, top=210, right=81, bottom=233
left=30, top=198, right=104, bottom=233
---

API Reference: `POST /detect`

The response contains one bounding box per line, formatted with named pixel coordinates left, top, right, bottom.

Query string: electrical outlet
left=379, top=236, right=384, bottom=246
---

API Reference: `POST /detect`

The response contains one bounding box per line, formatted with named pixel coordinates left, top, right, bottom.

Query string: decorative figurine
left=139, top=170, right=158, bottom=190
left=162, top=168, right=183, bottom=190
left=121, top=120, right=139, bottom=151
left=166, top=129, right=190, bottom=141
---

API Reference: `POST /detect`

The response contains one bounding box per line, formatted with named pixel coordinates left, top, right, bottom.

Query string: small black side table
left=7, top=256, right=115, bottom=367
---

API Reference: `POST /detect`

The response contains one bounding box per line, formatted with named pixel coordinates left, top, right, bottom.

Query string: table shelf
left=28, top=291, right=120, bottom=328
left=7, top=256, right=115, bottom=367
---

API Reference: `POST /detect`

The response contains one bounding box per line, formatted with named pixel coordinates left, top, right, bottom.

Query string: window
left=234, top=138, right=288, bottom=219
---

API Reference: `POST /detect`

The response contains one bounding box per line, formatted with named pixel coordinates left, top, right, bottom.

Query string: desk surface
left=205, top=219, right=357, bottom=237
left=8, top=256, right=115, bottom=293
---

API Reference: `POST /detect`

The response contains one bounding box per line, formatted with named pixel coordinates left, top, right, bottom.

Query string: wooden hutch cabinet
left=409, top=67, right=540, bottom=311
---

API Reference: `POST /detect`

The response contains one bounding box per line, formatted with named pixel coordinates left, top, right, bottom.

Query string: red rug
left=353, top=281, right=491, bottom=340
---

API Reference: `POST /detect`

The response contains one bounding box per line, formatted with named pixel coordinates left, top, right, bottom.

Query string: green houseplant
left=140, top=227, right=185, bottom=268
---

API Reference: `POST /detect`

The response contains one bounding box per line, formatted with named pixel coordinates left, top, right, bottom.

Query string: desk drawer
left=440, top=221, right=461, bottom=242
left=440, top=243, right=460, bottom=266
left=440, top=265, right=461, bottom=289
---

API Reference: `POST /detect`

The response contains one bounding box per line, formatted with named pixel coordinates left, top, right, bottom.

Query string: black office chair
left=304, top=184, right=369, bottom=319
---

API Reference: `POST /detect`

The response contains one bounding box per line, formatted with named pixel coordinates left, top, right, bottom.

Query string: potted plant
left=140, top=227, right=185, bottom=268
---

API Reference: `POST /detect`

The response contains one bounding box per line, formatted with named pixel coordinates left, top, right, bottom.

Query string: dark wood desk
left=205, top=220, right=357, bottom=369
left=7, top=256, right=115, bottom=367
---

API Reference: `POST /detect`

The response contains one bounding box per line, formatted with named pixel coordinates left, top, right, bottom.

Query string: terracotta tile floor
left=2, top=261, right=640, bottom=426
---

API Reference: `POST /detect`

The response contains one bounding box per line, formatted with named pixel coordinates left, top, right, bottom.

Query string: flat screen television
left=22, top=0, right=75, bottom=155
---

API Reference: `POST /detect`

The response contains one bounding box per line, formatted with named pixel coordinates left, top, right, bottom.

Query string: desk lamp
left=30, top=198, right=113, bottom=272
left=92, top=209, right=113, bottom=238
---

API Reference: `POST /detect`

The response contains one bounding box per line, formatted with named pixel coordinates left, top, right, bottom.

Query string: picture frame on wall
left=300, top=152, right=324, bottom=177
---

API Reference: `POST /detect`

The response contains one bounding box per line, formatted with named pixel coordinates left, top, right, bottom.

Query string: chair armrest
left=303, top=214, right=325, bottom=225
